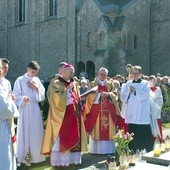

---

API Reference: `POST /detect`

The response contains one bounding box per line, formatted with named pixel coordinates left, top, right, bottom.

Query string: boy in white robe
left=1, top=58, right=17, bottom=155
left=0, top=59, right=19, bottom=170
left=13, top=61, right=45, bottom=165
left=149, top=75, right=163, bottom=141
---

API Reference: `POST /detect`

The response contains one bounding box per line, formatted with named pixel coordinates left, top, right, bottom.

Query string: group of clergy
left=0, top=59, right=163, bottom=170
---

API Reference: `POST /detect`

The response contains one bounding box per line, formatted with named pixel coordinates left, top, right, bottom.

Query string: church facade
left=0, top=0, right=170, bottom=82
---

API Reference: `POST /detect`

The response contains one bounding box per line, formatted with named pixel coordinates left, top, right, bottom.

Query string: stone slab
left=128, top=161, right=168, bottom=170
left=142, top=151, right=170, bottom=166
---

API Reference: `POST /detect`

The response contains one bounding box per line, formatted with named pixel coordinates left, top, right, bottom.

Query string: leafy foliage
left=113, top=129, right=134, bottom=156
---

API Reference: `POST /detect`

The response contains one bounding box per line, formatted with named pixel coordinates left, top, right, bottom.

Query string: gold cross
left=100, top=112, right=109, bottom=130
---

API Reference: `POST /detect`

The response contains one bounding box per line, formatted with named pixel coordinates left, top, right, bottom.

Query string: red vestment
left=85, top=84, right=117, bottom=140
left=59, top=103, right=80, bottom=152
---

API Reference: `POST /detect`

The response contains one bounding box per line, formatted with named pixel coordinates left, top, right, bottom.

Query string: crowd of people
left=0, top=58, right=169, bottom=170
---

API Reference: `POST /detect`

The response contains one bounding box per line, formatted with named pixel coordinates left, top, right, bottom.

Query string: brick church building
left=0, top=0, right=169, bottom=82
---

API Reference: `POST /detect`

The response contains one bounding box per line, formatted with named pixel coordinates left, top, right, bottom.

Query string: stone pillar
left=66, top=0, right=76, bottom=65
left=31, top=0, right=36, bottom=60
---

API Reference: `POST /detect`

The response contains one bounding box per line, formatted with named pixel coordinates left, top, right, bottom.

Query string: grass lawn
left=162, top=122, right=170, bottom=129
left=17, top=157, right=53, bottom=170
left=17, top=157, right=77, bottom=170
left=16, top=123, right=170, bottom=170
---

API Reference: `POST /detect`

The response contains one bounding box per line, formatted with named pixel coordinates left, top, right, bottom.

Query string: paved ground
left=78, top=153, right=108, bottom=170
left=17, top=129, right=170, bottom=170
left=162, top=129, right=170, bottom=138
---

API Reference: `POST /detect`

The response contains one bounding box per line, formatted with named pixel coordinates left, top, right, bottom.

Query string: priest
left=41, top=64, right=87, bottom=169
left=84, top=67, right=120, bottom=154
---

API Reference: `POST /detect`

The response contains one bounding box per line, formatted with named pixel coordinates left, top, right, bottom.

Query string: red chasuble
left=58, top=77, right=80, bottom=152
left=86, top=84, right=117, bottom=140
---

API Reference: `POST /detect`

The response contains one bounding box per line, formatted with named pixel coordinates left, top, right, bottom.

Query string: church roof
left=94, top=0, right=134, bottom=12
left=122, top=48, right=131, bottom=57
left=77, top=0, right=136, bottom=13
left=113, top=16, right=125, bottom=30
left=94, top=49, right=107, bottom=56
left=94, top=0, right=119, bottom=12
left=97, top=0, right=132, bottom=7
left=101, top=15, right=113, bottom=30
left=75, top=0, right=84, bottom=11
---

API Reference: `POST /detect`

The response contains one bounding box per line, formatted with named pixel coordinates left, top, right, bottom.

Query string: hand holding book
left=80, top=86, right=98, bottom=98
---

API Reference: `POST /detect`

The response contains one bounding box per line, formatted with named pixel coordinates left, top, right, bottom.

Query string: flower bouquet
left=113, top=129, right=134, bottom=156
left=113, top=129, right=134, bottom=169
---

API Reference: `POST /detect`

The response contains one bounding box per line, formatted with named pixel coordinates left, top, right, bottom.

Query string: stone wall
left=150, top=0, right=170, bottom=76
left=1, top=0, right=170, bottom=84
left=0, top=0, right=76, bottom=84
left=77, top=0, right=119, bottom=75
left=120, top=0, right=151, bottom=76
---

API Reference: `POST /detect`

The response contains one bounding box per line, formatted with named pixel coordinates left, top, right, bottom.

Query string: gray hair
left=58, top=62, right=67, bottom=70
left=81, top=79, right=87, bottom=84
left=98, top=67, right=108, bottom=75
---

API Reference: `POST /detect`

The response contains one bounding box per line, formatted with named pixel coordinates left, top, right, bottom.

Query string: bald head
left=58, top=62, right=67, bottom=75
left=62, top=64, right=75, bottom=81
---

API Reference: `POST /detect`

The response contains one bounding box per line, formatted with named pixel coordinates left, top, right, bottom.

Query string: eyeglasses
left=149, top=80, right=156, bottom=83
left=131, top=72, right=140, bottom=75
left=99, top=73, right=107, bottom=76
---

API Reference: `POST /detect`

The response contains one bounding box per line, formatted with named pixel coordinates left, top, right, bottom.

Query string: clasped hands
left=23, top=96, right=30, bottom=104
left=7, top=93, right=16, bottom=101
left=27, top=80, right=38, bottom=92
left=130, top=86, right=136, bottom=94
left=100, top=91, right=108, bottom=99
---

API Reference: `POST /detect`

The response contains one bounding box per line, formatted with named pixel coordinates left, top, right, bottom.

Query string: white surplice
left=0, top=85, right=19, bottom=170
left=120, top=83, right=127, bottom=119
left=150, top=87, right=163, bottom=137
left=120, top=80, right=150, bottom=124
left=0, top=77, right=12, bottom=94
left=0, top=77, right=17, bottom=154
left=13, top=73, right=45, bottom=163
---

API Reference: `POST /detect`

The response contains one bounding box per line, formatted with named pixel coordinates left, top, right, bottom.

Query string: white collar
left=98, top=78, right=106, bottom=86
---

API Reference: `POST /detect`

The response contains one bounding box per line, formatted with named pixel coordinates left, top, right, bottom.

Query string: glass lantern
left=161, top=140, right=166, bottom=153
left=153, top=137, right=161, bottom=157
left=119, top=149, right=128, bottom=170
left=165, top=135, right=170, bottom=152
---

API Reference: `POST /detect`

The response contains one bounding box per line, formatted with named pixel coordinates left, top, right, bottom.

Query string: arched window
left=18, top=0, right=25, bottom=22
left=77, top=61, right=85, bottom=78
left=99, top=31, right=105, bottom=42
left=49, top=0, right=57, bottom=16
left=134, top=35, right=137, bottom=50
left=87, top=32, right=91, bottom=47
left=122, top=31, right=127, bottom=49
left=86, top=61, right=95, bottom=81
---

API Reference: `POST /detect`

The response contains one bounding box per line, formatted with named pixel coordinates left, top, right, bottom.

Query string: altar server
left=13, top=61, right=45, bottom=165
left=0, top=58, right=19, bottom=170
left=120, top=65, right=153, bottom=152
